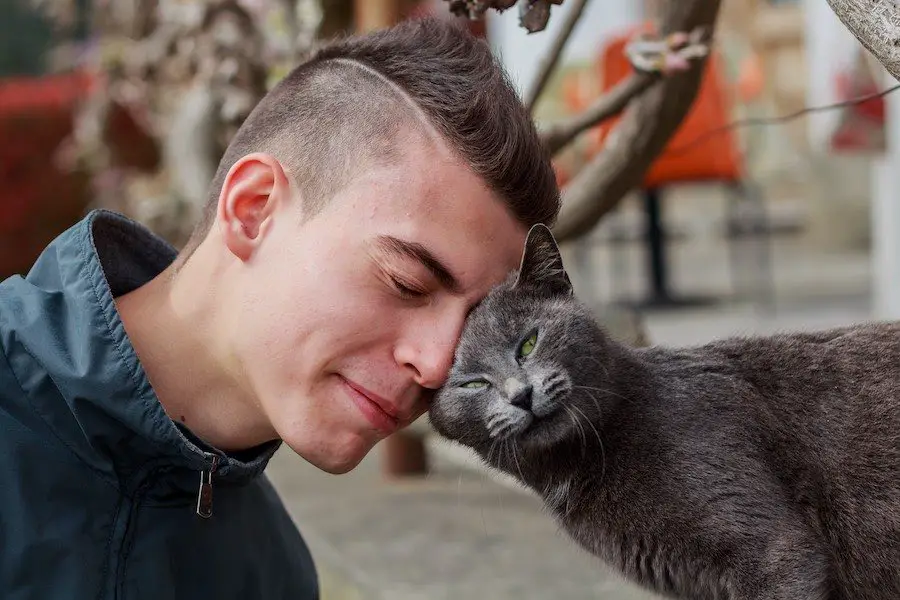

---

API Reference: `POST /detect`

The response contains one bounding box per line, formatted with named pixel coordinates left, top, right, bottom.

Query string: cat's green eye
left=461, top=379, right=489, bottom=390
left=518, top=331, right=538, bottom=359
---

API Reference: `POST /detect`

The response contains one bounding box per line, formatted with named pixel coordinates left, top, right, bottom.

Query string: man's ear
left=513, top=223, right=573, bottom=297
left=217, top=153, right=291, bottom=261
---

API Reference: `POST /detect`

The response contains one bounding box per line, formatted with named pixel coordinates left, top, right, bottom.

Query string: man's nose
left=393, top=313, right=464, bottom=389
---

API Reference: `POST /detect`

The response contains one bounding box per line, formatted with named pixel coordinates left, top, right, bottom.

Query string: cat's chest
left=544, top=447, right=689, bottom=545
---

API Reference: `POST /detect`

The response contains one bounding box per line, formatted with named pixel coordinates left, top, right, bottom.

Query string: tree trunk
left=826, top=0, right=900, bottom=82
left=553, top=0, right=722, bottom=243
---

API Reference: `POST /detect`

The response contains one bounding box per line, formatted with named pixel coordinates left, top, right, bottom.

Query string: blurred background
left=3, top=0, right=898, bottom=597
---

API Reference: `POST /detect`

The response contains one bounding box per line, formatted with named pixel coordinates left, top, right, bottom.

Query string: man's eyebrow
left=375, top=235, right=461, bottom=293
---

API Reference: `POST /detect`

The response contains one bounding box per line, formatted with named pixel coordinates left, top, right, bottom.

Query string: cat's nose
left=509, top=383, right=533, bottom=411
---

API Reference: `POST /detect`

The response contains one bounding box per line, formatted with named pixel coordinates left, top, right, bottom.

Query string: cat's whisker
left=573, top=384, right=629, bottom=403
left=572, top=355, right=611, bottom=380
left=562, top=404, right=587, bottom=455
left=579, top=388, right=603, bottom=418
left=574, top=390, right=608, bottom=486
left=544, top=375, right=568, bottom=398
left=486, top=438, right=502, bottom=468
left=571, top=402, right=603, bottom=449
left=509, top=438, right=526, bottom=484
left=488, top=413, right=514, bottom=439
left=491, top=419, right=517, bottom=441
left=487, top=413, right=507, bottom=430
left=495, top=440, right=511, bottom=511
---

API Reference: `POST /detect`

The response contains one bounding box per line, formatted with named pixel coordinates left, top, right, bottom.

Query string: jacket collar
left=18, top=209, right=280, bottom=483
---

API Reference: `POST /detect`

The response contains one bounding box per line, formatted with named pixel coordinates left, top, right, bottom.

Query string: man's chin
left=285, top=433, right=376, bottom=474
left=313, top=453, right=366, bottom=475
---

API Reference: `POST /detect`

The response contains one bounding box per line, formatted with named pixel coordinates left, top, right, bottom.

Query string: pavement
left=265, top=188, right=878, bottom=599
left=266, top=442, right=662, bottom=600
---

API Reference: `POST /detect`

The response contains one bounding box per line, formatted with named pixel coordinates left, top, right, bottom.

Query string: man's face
left=230, top=141, right=528, bottom=473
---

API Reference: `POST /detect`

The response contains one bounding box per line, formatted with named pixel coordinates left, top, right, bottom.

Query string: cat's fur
left=429, top=224, right=900, bottom=600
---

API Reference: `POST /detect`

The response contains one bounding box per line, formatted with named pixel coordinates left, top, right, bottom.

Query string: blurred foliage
left=24, top=0, right=327, bottom=246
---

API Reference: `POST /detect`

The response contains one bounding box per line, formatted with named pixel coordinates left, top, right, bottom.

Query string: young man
left=0, top=16, right=560, bottom=599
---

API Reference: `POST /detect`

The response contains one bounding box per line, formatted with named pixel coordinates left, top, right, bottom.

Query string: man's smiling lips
left=340, top=377, right=409, bottom=435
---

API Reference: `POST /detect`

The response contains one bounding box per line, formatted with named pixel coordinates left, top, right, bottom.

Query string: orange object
left=736, top=53, right=765, bottom=103
left=589, top=25, right=745, bottom=188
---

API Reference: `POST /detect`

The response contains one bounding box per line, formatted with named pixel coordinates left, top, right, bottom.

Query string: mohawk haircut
left=180, top=16, right=560, bottom=259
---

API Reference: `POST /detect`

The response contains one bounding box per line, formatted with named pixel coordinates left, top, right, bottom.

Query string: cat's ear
left=514, top=223, right=573, bottom=297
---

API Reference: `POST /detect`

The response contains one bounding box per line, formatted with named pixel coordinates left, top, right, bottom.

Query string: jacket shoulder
left=0, top=284, right=119, bottom=483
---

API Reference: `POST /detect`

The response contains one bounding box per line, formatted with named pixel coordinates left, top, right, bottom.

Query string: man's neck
left=115, top=261, right=278, bottom=452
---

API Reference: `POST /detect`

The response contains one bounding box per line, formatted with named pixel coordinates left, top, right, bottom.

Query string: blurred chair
left=578, top=25, right=774, bottom=310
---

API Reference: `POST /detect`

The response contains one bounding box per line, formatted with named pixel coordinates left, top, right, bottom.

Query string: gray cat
left=429, top=223, right=900, bottom=600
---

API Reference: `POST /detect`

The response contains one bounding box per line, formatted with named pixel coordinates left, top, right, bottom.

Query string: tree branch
left=540, top=71, right=659, bottom=155
left=283, top=0, right=302, bottom=61
left=553, top=0, right=722, bottom=243
left=525, top=0, right=591, bottom=112
left=163, top=83, right=220, bottom=219
left=826, top=0, right=900, bottom=82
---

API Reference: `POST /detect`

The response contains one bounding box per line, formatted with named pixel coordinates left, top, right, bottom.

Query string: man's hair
left=180, top=16, right=560, bottom=258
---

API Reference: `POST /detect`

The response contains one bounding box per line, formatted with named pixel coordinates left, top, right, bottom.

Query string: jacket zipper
left=196, top=454, right=220, bottom=519
left=111, top=464, right=167, bottom=599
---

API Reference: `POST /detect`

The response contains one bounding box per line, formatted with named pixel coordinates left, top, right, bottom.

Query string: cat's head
left=430, top=223, right=606, bottom=455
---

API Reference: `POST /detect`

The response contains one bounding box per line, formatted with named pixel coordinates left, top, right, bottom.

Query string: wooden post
left=382, top=423, right=429, bottom=478
left=354, top=0, right=401, bottom=32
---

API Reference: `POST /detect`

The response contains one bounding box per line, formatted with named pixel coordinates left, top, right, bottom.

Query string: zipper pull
left=196, top=455, right=220, bottom=519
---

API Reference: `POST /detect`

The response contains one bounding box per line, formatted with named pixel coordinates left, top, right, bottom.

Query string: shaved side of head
left=178, top=17, right=560, bottom=263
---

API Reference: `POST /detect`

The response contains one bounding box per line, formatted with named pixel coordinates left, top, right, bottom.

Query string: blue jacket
left=0, top=210, right=318, bottom=599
